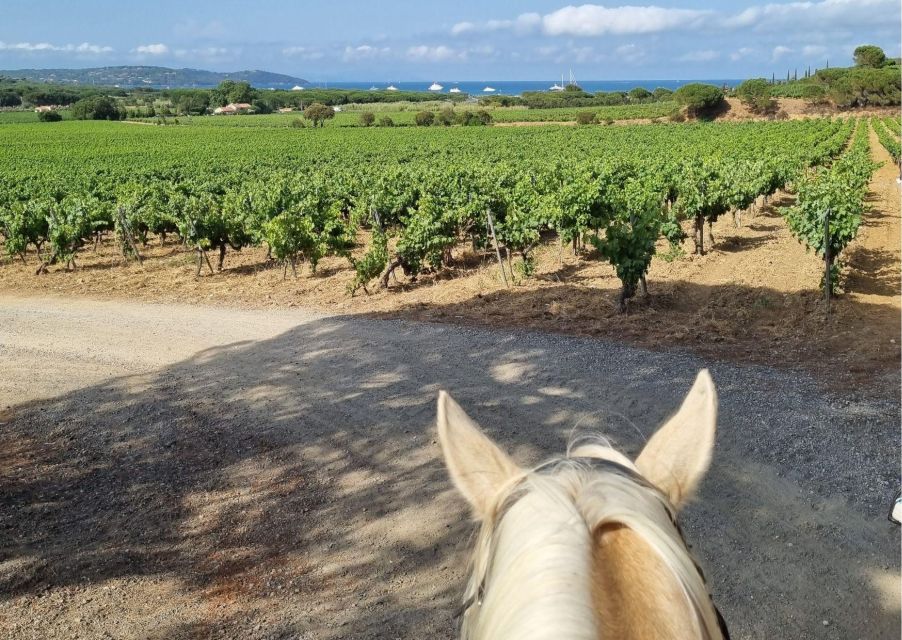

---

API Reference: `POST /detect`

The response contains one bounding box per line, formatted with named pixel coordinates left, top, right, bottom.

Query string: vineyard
left=1, top=115, right=882, bottom=319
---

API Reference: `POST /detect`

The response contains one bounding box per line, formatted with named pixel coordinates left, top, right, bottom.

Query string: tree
left=415, top=110, right=435, bottom=126
left=652, top=87, right=673, bottom=101
left=303, top=103, right=335, bottom=127
left=673, top=83, right=725, bottom=118
left=71, top=96, right=122, bottom=120
left=378, top=115, right=394, bottom=127
left=211, top=80, right=255, bottom=106
left=736, top=78, right=776, bottom=114
left=38, top=110, right=62, bottom=122
left=854, top=45, right=886, bottom=68
left=359, top=112, right=375, bottom=127
left=628, top=87, right=653, bottom=102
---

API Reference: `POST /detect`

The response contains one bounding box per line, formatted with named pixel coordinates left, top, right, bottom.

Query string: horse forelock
left=458, top=452, right=725, bottom=640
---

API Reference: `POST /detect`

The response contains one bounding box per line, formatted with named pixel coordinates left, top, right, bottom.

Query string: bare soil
left=0, top=296, right=898, bottom=640
left=1, top=131, right=898, bottom=393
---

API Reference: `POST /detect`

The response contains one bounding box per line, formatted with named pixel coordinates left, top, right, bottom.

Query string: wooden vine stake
left=824, top=207, right=831, bottom=317
left=485, top=209, right=509, bottom=288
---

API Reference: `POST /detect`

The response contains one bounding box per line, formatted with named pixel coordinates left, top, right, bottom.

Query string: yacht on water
left=386, top=84, right=399, bottom=91
left=449, top=86, right=461, bottom=94
left=482, top=86, right=496, bottom=93
left=550, top=69, right=578, bottom=91
left=428, top=82, right=443, bottom=91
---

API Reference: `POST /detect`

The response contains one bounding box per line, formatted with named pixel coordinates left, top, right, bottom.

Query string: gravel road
left=0, top=294, right=898, bottom=639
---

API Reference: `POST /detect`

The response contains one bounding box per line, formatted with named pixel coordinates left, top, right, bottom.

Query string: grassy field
left=0, top=110, right=73, bottom=124
left=126, top=101, right=679, bottom=128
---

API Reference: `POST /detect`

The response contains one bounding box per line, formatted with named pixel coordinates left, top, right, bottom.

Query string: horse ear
left=634, top=370, right=717, bottom=510
left=437, top=391, right=522, bottom=519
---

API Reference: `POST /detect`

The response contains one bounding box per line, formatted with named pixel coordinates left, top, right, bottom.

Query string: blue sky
left=1, top=1, right=899, bottom=80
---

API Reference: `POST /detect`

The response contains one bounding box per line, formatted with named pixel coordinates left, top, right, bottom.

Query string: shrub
left=290, top=117, right=306, bottom=128
left=303, top=102, right=335, bottom=127
left=359, top=112, right=375, bottom=127
left=575, top=111, right=597, bottom=125
left=736, top=78, right=776, bottom=114
left=669, top=110, right=686, bottom=123
left=378, top=115, right=394, bottom=127
left=456, top=110, right=492, bottom=126
left=673, top=83, right=725, bottom=117
left=37, top=110, right=62, bottom=122
left=415, top=110, right=435, bottom=126
left=436, top=107, right=455, bottom=126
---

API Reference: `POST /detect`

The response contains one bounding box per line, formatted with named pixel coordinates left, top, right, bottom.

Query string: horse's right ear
left=437, top=391, right=522, bottom=520
left=634, top=370, right=718, bottom=510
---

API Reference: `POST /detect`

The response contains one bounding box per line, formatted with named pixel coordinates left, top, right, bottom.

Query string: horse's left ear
left=635, top=370, right=718, bottom=510
left=437, top=391, right=523, bottom=520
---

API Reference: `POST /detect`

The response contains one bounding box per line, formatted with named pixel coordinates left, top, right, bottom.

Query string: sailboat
left=482, top=86, right=496, bottom=93
left=386, top=84, right=399, bottom=91
left=550, top=69, right=578, bottom=91
left=428, top=81, right=443, bottom=91
left=368, top=85, right=378, bottom=91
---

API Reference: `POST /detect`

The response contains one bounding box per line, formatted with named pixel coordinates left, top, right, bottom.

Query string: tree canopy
left=853, top=45, right=887, bottom=68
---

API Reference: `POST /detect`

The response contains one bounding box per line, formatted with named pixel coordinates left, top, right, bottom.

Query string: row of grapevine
left=0, top=118, right=857, bottom=310
left=870, top=117, right=901, bottom=163
left=784, top=120, right=879, bottom=299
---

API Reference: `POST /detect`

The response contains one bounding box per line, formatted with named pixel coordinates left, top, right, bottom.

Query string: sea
left=299, top=79, right=743, bottom=96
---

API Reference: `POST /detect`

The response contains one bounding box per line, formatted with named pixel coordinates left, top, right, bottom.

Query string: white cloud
left=771, top=45, right=794, bottom=61
left=451, top=21, right=476, bottom=36
left=802, top=44, right=828, bottom=57
left=134, top=43, right=169, bottom=55
left=614, top=43, right=646, bottom=64
left=0, top=40, right=112, bottom=54
left=542, top=4, right=709, bottom=36
left=678, top=49, right=720, bottom=62
left=451, top=0, right=900, bottom=43
left=406, top=45, right=463, bottom=62
left=283, top=46, right=326, bottom=60
left=723, top=0, right=898, bottom=30
left=730, top=47, right=755, bottom=61
left=342, top=45, right=391, bottom=61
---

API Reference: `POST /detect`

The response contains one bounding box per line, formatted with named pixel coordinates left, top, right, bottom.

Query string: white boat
left=449, top=86, right=461, bottom=93
left=291, top=85, right=305, bottom=91
left=386, top=84, right=399, bottom=91
left=428, top=82, right=443, bottom=91
left=549, top=84, right=564, bottom=91
left=368, top=86, right=378, bottom=91
left=482, top=86, right=496, bottom=93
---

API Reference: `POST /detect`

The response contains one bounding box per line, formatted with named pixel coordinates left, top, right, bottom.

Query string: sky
left=1, top=0, right=900, bottom=81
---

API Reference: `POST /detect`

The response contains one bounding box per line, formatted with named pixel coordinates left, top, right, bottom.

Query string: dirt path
left=0, top=295, right=898, bottom=639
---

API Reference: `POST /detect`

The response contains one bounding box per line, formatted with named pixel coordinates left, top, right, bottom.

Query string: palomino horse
left=437, top=370, right=729, bottom=640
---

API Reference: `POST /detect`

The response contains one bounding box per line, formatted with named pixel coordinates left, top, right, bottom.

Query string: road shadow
left=0, top=314, right=899, bottom=638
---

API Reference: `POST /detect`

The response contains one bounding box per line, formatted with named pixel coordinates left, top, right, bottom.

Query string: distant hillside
left=0, top=66, right=308, bottom=89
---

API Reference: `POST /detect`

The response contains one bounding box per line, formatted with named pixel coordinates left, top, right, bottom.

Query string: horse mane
left=457, top=442, right=724, bottom=640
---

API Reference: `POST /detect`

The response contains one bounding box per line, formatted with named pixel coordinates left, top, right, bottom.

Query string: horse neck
left=462, top=478, right=600, bottom=640
left=461, top=469, right=721, bottom=640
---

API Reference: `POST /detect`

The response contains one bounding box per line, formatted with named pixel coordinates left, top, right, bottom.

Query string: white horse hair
left=438, top=370, right=726, bottom=640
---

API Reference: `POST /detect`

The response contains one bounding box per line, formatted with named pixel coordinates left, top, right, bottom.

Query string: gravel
left=0, top=295, right=898, bottom=639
